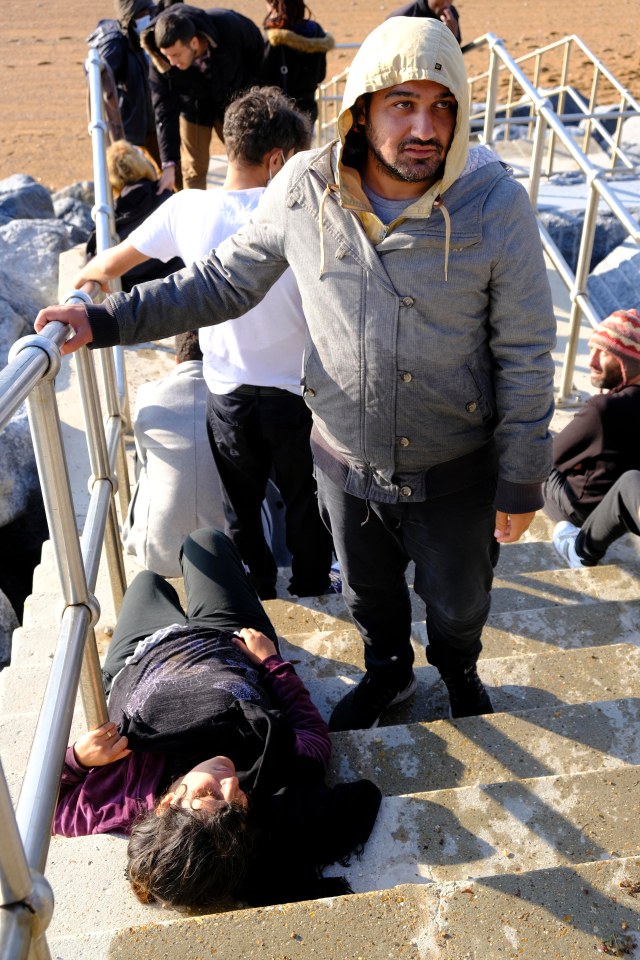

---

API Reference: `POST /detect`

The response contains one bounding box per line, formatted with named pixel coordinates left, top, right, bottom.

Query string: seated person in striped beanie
left=544, top=308, right=640, bottom=567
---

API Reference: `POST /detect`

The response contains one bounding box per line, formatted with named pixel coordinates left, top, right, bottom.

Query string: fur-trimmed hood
left=265, top=27, right=334, bottom=54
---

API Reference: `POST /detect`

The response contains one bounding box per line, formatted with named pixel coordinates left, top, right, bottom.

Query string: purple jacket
left=54, top=655, right=330, bottom=836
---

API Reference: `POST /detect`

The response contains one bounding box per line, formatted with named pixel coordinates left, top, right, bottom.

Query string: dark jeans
left=315, top=470, right=499, bottom=678
left=102, top=528, right=278, bottom=694
left=544, top=469, right=640, bottom=563
left=206, top=388, right=333, bottom=598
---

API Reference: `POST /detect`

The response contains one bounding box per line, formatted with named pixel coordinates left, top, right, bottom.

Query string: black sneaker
left=328, top=670, right=418, bottom=732
left=442, top=665, right=494, bottom=719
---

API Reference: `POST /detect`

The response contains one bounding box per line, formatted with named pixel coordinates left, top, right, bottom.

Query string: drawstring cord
left=433, top=197, right=451, bottom=282
left=318, top=182, right=340, bottom=278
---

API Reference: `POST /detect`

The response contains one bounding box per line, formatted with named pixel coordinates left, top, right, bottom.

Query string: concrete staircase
left=3, top=508, right=640, bottom=958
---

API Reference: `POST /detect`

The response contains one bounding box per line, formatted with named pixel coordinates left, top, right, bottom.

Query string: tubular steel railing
left=316, top=33, right=640, bottom=402
left=0, top=47, right=130, bottom=960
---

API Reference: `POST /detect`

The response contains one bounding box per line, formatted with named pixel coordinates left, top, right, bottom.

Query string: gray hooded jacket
left=89, top=18, right=555, bottom=511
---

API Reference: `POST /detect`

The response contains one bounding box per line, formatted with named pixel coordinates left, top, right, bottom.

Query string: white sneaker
left=552, top=521, right=586, bottom=568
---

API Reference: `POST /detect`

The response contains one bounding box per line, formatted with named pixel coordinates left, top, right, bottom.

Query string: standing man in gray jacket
left=37, top=17, right=556, bottom=731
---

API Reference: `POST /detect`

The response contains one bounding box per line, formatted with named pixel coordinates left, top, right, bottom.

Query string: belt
left=233, top=385, right=291, bottom=397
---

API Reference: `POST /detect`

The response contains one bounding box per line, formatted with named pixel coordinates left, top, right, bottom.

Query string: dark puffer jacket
left=142, top=5, right=264, bottom=165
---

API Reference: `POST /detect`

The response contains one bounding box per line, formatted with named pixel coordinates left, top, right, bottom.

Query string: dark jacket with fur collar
left=261, top=21, right=334, bottom=117
left=142, top=5, right=264, bottom=164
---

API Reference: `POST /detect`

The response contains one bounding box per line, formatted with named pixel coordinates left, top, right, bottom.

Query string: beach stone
left=0, top=587, right=19, bottom=669
left=53, top=195, right=94, bottom=243
left=0, top=218, right=76, bottom=305
left=539, top=204, right=640, bottom=274
left=0, top=174, right=54, bottom=226
left=588, top=237, right=640, bottom=316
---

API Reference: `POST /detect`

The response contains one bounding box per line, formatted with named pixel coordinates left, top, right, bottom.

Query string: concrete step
left=303, top=642, right=640, bottom=724
left=46, top=855, right=640, bottom=959
left=328, top=697, right=640, bottom=795
left=329, top=764, right=640, bottom=890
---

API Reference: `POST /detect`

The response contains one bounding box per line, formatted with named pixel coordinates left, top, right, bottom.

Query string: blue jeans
left=316, top=470, right=499, bottom=678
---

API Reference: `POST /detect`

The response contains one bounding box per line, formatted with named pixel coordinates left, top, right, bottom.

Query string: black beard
left=365, top=131, right=446, bottom=185
left=591, top=369, right=623, bottom=390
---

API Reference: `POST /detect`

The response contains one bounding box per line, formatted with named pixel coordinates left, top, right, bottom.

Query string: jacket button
left=401, top=297, right=414, bottom=307
left=397, top=436, right=410, bottom=447
left=400, top=485, right=412, bottom=497
left=305, top=388, right=316, bottom=398
left=466, top=401, right=478, bottom=413
left=400, top=372, right=413, bottom=382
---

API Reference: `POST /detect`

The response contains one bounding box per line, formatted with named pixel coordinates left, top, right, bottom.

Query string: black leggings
left=102, top=529, right=279, bottom=694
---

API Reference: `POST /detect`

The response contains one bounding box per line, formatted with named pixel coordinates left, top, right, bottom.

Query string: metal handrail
left=0, top=49, right=131, bottom=960
left=316, top=31, right=640, bottom=400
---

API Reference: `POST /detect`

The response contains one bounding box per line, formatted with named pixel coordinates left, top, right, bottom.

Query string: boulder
left=52, top=181, right=95, bottom=243
left=0, top=174, right=54, bottom=226
left=0, top=587, right=19, bottom=669
left=587, top=238, right=640, bottom=318
left=539, top=205, right=640, bottom=274
left=0, top=218, right=77, bottom=306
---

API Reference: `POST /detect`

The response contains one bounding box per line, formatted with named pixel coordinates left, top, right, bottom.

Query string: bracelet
left=161, top=161, right=176, bottom=170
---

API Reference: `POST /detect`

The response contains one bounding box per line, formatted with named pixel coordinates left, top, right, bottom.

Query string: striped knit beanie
left=589, top=309, right=640, bottom=385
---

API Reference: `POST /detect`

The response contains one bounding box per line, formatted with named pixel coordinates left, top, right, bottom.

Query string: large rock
left=0, top=174, right=54, bottom=227
left=0, top=587, right=19, bottom=669
left=52, top=181, right=95, bottom=244
left=539, top=204, right=640, bottom=274
left=587, top=238, right=640, bottom=317
left=0, top=218, right=77, bottom=306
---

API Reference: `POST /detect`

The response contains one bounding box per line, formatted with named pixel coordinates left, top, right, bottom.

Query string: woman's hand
left=72, top=721, right=131, bottom=768
left=232, top=627, right=278, bottom=666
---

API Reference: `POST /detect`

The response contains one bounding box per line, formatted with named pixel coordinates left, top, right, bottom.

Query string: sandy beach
left=1, top=0, right=638, bottom=191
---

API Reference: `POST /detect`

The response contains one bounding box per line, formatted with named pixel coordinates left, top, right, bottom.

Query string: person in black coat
left=87, top=0, right=159, bottom=161
left=261, top=0, right=334, bottom=124
left=142, top=4, right=264, bottom=190
left=387, top=0, right=461, bottom=44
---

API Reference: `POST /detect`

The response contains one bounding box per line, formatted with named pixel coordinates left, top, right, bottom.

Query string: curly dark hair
left=223, top=86, right=311, bottom=165
left=127, top=799, right=253, bottom=910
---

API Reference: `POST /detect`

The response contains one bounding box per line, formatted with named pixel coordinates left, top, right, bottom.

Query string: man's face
left=589, top=345, right=623, bottom=390
left=359, top=79, right=457, bottom=199
left=160, top=37, right=199, bottom=69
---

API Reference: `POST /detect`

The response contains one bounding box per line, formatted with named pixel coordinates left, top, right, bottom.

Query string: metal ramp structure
left=1, top=34, right=640, bottom=960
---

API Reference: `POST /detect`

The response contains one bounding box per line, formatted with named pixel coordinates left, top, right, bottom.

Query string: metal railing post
left=558, top=172, right=602, bottom=401
left=483, top=40, right=502, bottom=144
left=0, top=762, right=54, bottom=960
left=8, top=333, right=108, bottom=729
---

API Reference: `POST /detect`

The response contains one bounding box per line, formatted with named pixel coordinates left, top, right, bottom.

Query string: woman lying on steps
left=54, top=528, right=381, bottom=910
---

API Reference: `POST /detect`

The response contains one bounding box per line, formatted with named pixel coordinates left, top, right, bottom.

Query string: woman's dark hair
left=223, top=86, right=311, bottom=165
left=263, top=0, right=309, bottom=29
left=127, top=800, right=253, bottom=910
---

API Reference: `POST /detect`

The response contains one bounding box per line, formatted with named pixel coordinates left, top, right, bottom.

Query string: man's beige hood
left=337, top=16, right=469, bottom=198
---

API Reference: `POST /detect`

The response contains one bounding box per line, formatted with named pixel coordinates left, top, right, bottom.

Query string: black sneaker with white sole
left=328, top=670, right=418, bottom=732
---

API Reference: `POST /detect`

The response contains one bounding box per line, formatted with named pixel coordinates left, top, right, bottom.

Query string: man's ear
left=262, top=147, right=283, bottom=168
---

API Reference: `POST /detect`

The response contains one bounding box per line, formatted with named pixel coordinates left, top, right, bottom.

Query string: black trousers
left=206, top=387, right=333, bottom=598
left=316, top=470, right=499, bottom=678
left=102, top=528, right=278, bottom=694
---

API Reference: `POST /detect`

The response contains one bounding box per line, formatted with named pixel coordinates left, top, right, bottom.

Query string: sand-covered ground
left=1, top=0, right=639, bottom=191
